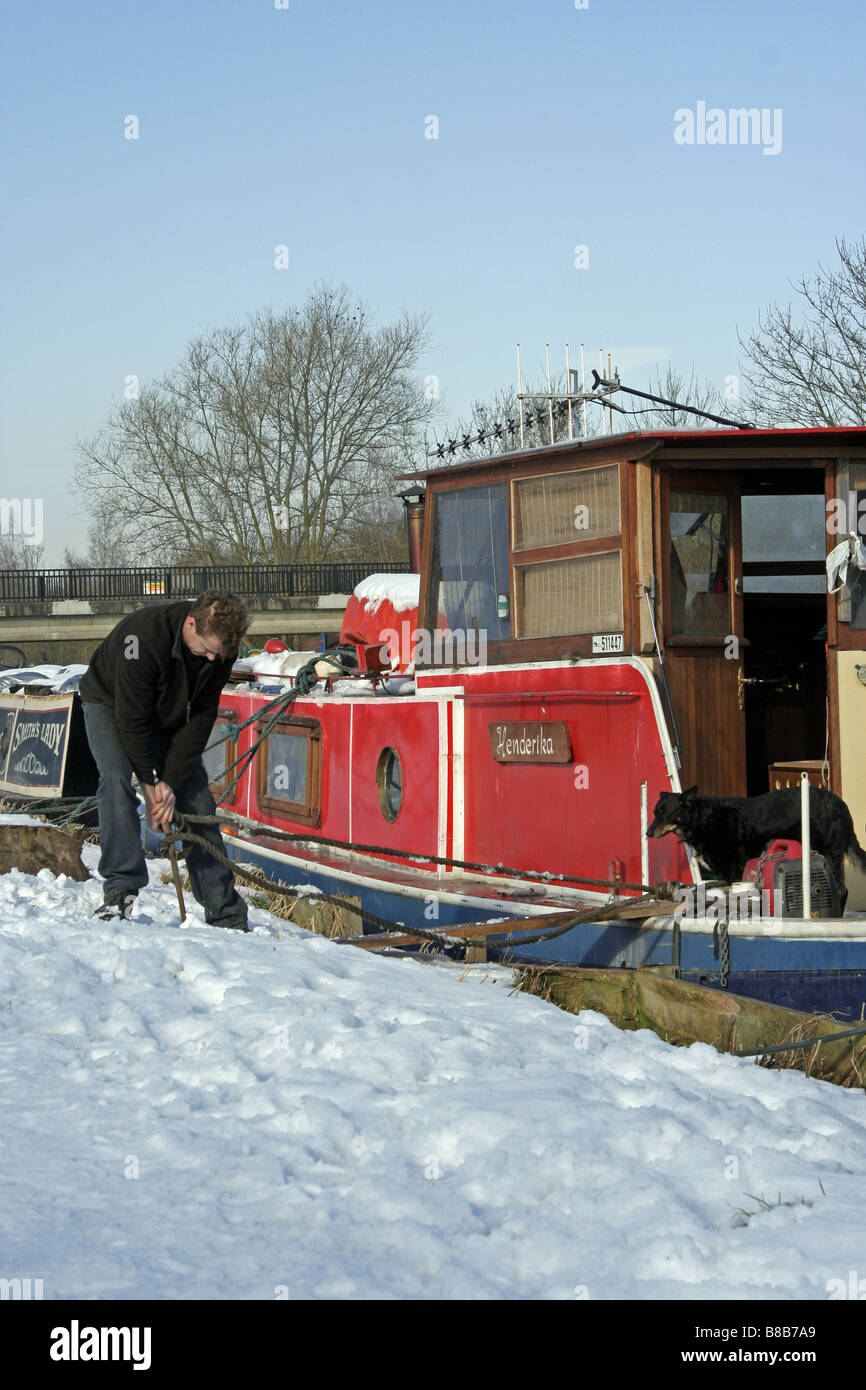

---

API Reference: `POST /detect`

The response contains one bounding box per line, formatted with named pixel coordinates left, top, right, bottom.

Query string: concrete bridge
left=0, top=562, right=407, bottom=665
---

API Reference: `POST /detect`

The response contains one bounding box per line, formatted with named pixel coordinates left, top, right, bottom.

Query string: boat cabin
left=407, top=425, right=866, bottom=822
left=198, top=422, right=866, bottom=925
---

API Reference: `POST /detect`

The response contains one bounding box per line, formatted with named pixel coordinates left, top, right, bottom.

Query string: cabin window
left=429, top=484, right=511, bottom=645
left=668, top=489, right=731, bottom=636
left=510, top=464, right=623, bottom=639
left=514, top=551, right=622, bottom=638
left=255, top=714, right=322, bottom=825
left=202, top=709, right=239, bottom=805
left=376, top=746, right=403, bottom=822
left=742, top=494, right=825, bottom=593
left=513, top=466, right=620, bottom=550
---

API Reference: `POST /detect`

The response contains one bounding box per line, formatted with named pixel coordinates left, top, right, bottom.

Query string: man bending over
left=79, top=589, right=250, bottom=928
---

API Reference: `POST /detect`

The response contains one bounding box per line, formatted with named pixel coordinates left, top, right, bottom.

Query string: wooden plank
left=664, top=649, right=746, bottom=797
left=342, top=896, right=673, bottom=951
left=634, top=459, right=655, bottom=653
left=827, top=652, right=842, bottom=797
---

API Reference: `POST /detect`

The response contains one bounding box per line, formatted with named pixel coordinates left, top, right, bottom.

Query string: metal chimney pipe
left=399, top=489, right=426, bottom=573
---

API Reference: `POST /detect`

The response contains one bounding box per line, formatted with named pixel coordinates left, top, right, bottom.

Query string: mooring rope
left=164, top=813, right=515, bottom=946
left=169, top=811, right=652, bottom=949
left=178, top=808, right=667, bottom=897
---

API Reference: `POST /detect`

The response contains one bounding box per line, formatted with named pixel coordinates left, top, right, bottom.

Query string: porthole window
left=376, top=746, right=403, bottom=822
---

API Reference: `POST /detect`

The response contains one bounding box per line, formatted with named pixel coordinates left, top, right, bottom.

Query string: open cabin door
left=657, top=472, right=746, bottom=797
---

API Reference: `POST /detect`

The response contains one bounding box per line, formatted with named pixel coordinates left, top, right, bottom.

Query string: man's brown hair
left=189, top=590, right=250, bottom=656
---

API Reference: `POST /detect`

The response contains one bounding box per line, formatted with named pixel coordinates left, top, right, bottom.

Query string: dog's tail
left=843, top=826, right=866, bottom=876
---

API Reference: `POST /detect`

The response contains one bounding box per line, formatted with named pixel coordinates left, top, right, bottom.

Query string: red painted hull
left=220, top=657, right=693, bottom=901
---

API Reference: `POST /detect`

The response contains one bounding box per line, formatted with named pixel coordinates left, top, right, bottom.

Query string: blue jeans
left=81, top=700, right=248, bottom=929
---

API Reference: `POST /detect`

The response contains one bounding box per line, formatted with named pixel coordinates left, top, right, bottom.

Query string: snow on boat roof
left=353, top=572, right=419, bottom=613
left=0, top=664, right=87, bottom=693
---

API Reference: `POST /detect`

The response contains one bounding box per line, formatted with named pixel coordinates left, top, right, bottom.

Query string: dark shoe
left=210, top=918, right=250, bottom=933
left=94, top=891, right=137, bottom=922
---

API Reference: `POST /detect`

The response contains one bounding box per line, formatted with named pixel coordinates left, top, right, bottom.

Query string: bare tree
left=738, top=235, right=866, bottom=426
left=74, top=285, right=435, bottom=565
left=0, top=533, right=44, bottom=569
left=630, top=363, right=726, bottom=429
left=63, top=495, right=135, bottom=568
left=334, top=490, right=408, bottom=564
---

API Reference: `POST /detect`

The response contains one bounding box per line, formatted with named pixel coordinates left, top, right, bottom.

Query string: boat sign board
left=592, top=633, right=624, bottom=654
left=0, top=694, right=75, bottom=798
left=488, top=721, right=572, bottom=763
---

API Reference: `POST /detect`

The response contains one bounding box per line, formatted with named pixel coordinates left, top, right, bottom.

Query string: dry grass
left=752, top=1011, right=865, bottom=1086
left=158, top=857, right=360, bottom=937
left=233, top=863, right=304, bottom=922
left=509, top=964, right=557, bottom=1005
left=158, top=860, right=300, bottom=920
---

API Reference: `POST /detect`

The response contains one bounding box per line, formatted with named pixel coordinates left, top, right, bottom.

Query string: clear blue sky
left=1, top=0, right=864, bottom=563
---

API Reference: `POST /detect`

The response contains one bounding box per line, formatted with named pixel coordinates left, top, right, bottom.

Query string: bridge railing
left=0, top=562, right=409, bottom=603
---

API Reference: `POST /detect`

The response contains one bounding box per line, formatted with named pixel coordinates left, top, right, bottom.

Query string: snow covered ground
left=1, top=831, right=865, bottom=1301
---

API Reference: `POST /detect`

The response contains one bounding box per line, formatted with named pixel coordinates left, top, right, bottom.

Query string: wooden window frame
left=510, top=463, right=622, bottom=554
left=423, top=479, right=513, bottom=648
left=419, top=445, right=642, bottom=664
left=255, top=714, right=322, bottom=826
left=205, top=707, right=239, bottom=806
left=832, top=457, right=866, bottom=650
left=510, top=461, right=625, bottom=643
left=659, top=470, right=743, bottom=649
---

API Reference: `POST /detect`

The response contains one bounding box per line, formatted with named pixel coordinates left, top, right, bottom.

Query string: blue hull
left=223, top=838, right=866, bottom=1023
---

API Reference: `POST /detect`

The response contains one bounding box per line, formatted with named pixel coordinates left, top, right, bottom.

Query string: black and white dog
left=647, top=785, right=866, bottom=912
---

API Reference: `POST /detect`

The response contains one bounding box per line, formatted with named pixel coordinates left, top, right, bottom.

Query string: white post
left=565, top=343, right=574, bottom=440
left=640, top=780, right=649, bottom=888
left=580, top=343, right=587, bottom=437
left=545, top=343, right=554, bottom=444
left=800, top=772, right=812, bottom=920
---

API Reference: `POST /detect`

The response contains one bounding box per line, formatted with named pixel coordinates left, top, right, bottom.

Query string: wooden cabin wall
left=834, top=651, right=866, bottom=910
left=663, top=650, right=746, bottom=797
left=650, top=465, right=746, bottom=798
left=633, top=459, right=656, bottom=654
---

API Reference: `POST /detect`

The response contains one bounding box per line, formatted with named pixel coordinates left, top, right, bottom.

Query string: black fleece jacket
left=79, top=601, right=236, bottom=790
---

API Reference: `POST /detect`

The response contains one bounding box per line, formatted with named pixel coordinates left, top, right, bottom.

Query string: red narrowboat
left=205, top=423, right=866, bottom=1019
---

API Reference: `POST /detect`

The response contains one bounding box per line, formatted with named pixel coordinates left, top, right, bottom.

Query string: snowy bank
left=1, top=838, right=865, bottom=1300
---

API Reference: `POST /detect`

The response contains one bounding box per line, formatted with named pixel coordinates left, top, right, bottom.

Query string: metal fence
left=0, top=562, right=409, bottom=603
